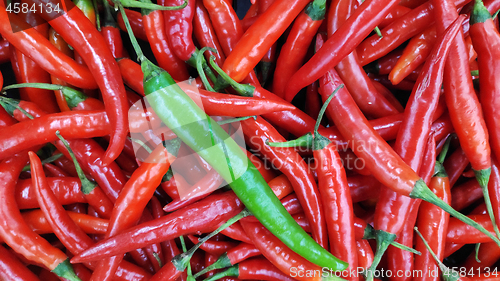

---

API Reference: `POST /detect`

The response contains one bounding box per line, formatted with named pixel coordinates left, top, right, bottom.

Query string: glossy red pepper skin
left=161, top=0, right=196, bottom=61
left=471, top=5, right=500, bottom=164
left=451, top=179, right=483, bottom=211
left=222, top=0, right=311, bottom=82
left=101, top=26, right=129, bottom=59
left=71, top=191, right=245, bottom=262
left=446, top=215, right=494, bottom=243
left=203, top=0, right=260, bottom=85
left=271, top=1, right=324, bottom=99
left=374, top=13, right=464, bottom=237
left=0, top=244, right=41, bottom=281
left=414, top=169, right=451, bottom=281
left=15, top=177, right=85, bottom=209
left=193, top=0, right=225, bottom=66
left=0, top=106, right=16, bottom=128
left=91, top=144, right=176, bottom=280
left=188, top=235, right=238, bottom=256
left=47, top=27, right=73, bottom=112
left=284, top=0, right=400, bottom=102
left=27, top=0, right=129, bottom=164
left=143, top=9, right=190, bottom=81
left=0, top=111, right=111, bottom=160
left=435, top=0, right=492, bottom=180
left=314, top=139, right=357, bottom=280
left=0, top=5, right=97, bottom=89
left=241, top=117, right=328, bottom=248
left=233, top=258, right=296, bottom=281
left=0, top=39, right=9, bottom=64
left=356, top=0, right=471, bottom=66
left=0, top=153, right=71, bottom=272
left=319, top=67, right=421, bottom=197
left=240, top=221, right=332, bottom=281
left=379, top=4, right=411, bottom=28
left=12, top=13, right=59, bottom=114
left=329, top=0, right=401, bottom=119
left=116, top=58, right=294, bottom=116
left=117, top=9, right=149, bottom=41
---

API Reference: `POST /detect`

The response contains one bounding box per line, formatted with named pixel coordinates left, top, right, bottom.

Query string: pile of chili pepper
left=2, top=0, right=500, bottom=279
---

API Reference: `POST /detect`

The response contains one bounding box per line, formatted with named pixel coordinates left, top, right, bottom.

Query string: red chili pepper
left=373, top=12, right=464, bottom=273
left=434, top=0, right=496, bottom=236
left=117, top=9, right=149, bottom=41
left=90, top=141, right=178, bottom=280
left=329, top=0, right=401, bottom=119
left=0, top=5, right=98, bottom=89
left=451, top=179, right=483, bottom=211
left=20, top=209, right=109, bottom=235
left=201, top=0, right=260, bottom=85
left=271, top=0, right=325, bottom=99
left=355, top=0, right=471, bottom=66
left=0, top=106, right=16, bottom=128
left=71, top=191, right=245, bottom=262
left=47, top=27, right=73, bottom=112
left=220, top=222, right=253, bottom=244
left=239, top=220, right=335, bottom=281
left=0, top=39, right=9, bottom=64
left=304, top=81, right=322, bottom=121
left=160, top=0, right=195, bottom=61
left=101, top=0, right=129, bottom=59
left=379, top=4, right=411, bottom=28
left=15, top=177, right=85, bottom=209
left=204, top=257, right=296, bottom=281
left=0, top=152, right=80, bottom=281
left=284, top=0, right=400, bottom=102
left=187, top=235, right=238, bottom=256
left=446, top=215, right=494, bottom=243
left=241, top=116, right=328, bottom=248
left=116, top=58, right=294, bottom=116
left=27, top=0, right=129, bottom=165
left=0, top=110, right=111, bottom=160
left=142, top=4, right=190, bottom=81
left=222, top=0, right=310, bottom=83
left=470, top=0, right=500, bottom=165
left=0, top=244, right=41, bottom=281
left=193, top=0, right=225, bottom=66
left=356, top=239, right=374, bottom=272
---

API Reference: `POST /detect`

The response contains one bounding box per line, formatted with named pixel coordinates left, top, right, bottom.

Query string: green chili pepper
left=116, top=2, right=348, bottom=272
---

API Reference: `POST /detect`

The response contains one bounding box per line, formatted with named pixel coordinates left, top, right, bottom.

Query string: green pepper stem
left=475, top=167, right=500, bottom=240
left=55, top=131, right=97, bottom=195
left=202, top=265, right=238, bottom=281
left=119, top=0, right=187, bottom=10
left=172, top=209, right=252, bottom=271
left=374, top=26, right=383, bottom=38
left=475, top=243, right=482, bottom=263
left=437, top=135, right=452, bottom=165
left=362, top=223, right=421, bottom=255
left=188, top=49, right=218, bottom=85
left=129, top=137, right=153, bottom=154
left=410, top=179, right=500, bottom=247
left=363, top=230, right=396, bottom=281
left=217, top=116, right=256, bottom=126
left=471, top=70, right=479, bottom=77
left=22, top=153, right=63, bottom=172
left=197, top=47, right=217, bottom=92
left=2, top=83, right=86, bottom=109
left=115, top=0, right=144, bottom=61
left=0, top=96, right=34, bottom=119
left=208, top=56, right=255, bottom=97
left=314, top=84, right=343, bottom=134
left=193, top=253, right=232, bottom=278
left=414, top=227, right=460, bottom=281
left=266, top=133, right=313, bottom=149
left=51, top=259, right=82, bottom=281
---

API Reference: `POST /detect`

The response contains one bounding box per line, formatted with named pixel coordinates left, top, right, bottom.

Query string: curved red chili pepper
left=355, top=0, right=471, bottom=66
left=329, top=0, right=401, bottom=119
left=71, top=191, right=245, bottom=262
left=101, top=0, right=129, bottom=59
left=271, top=1, right=324, bottom=99
left=451, top=179, right=483, bottom=211
left=187, top=235, right=238, bottom=256
left=0, top=244, right=41, bottom=281
left=0, top=39, right=9, bottom=64
left=15, top=177, right=85, bottom=209
left=160, top=0, right=196, bottom=61
left=0, top=152, right=79, bottom=280
left=21, top=209, right=109, bottom=235
left=446, top=215, right=494, bottom=243
left=27, top=0, right=129, bottom=165
left=239, top=220, right=335, bottom=281
left=90, top=142, right=178, bottom=280
left=284, top=0, right=400, bottom=102
left=193, top=0, right=225, bottom=66
left=142, top=8, right=190, bottom=81
left=0, top=5, right=97, bottom=89
left=0, top=110, right=111, bottom=160
left=117, top=9, right=149, bottom=41
left=222, top=0, right=310, bottom=83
